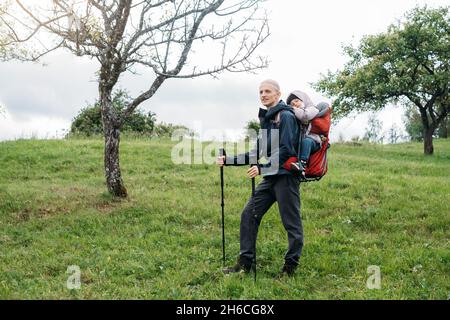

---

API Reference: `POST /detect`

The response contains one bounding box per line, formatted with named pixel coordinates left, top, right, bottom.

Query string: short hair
left=260, top=79, right=280, bottom=92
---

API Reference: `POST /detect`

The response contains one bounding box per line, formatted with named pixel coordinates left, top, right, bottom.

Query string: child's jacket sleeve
left=293, top=105, right=319, bottom=122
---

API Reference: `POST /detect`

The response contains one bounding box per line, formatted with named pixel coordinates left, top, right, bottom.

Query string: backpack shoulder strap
left=274, top=111, right=281, bottom=126
left=274, top=109, right=296, bottom=127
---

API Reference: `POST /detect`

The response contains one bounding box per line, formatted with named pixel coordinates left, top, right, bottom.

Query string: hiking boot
left=275, top=264, right=297, bottom=278
left=290, top=162, right=301, bottom=172
left=223, top=257, right=253, bottom=274
left=290, top=160, right=307, bottom=178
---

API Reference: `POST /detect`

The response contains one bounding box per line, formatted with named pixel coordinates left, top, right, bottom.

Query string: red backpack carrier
left=281, top=106, right=331, bottom=181
left=310, top=109, right=331, bottom=136
left=304, top=137, right=329, bottom=179
left=304, top=108, right=331, bottom=180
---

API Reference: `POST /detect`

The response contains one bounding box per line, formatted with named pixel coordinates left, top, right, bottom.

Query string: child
left=286, top=91, right=331, bottom=177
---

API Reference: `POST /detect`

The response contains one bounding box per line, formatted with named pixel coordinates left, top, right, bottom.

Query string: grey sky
left=0, top=0, right=447, bottom=141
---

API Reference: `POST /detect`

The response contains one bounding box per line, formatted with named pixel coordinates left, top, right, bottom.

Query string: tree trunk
left=101, top=88, right=128, bottom=198
left=423, top=128, right=434, bottom=155
left=104, top=122, right=127, bottom=197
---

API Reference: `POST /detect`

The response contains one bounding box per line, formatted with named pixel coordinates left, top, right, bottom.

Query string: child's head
left=287, top=90, right=314, bottom=109
left=290, top=99, right=303, bottom=108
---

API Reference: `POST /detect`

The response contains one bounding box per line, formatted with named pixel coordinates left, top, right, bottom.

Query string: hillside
left=0, top=138, right=449, bottom=299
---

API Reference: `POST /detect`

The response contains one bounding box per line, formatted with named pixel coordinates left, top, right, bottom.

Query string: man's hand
left=216, top=155, right=226, bottom=167
left=247, top=165, right=260, bottom=178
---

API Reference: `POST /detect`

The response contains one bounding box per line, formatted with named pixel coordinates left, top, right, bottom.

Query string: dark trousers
left=239, top=174, right=303, bottom=266
left=300, top=137, right=320, bottom=161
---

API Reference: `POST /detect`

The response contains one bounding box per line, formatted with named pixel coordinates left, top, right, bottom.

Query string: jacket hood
left=286, top=90, right=315, bottom=109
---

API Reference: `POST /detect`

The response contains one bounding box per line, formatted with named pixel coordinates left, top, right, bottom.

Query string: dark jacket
left=225, top=100, right=299, bottom=177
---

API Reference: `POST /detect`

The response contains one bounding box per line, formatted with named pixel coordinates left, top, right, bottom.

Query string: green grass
left=0, top=137, right=449, bottom=299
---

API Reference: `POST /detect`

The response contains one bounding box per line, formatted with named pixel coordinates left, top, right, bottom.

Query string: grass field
left=0, top=137, right=449, bottom=299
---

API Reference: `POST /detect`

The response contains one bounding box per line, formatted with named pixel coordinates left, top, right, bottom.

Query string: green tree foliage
left=70, top=89, right=191, bottom=138
left=152, top=122, right=192, bottom=138
left=404, top=105, right=449, bottom=141
left=70, top=90, right=156, bottom=136
left=243, top=119, right=261, bottom=142
left=314, top=6, right=449, bottom=154
left=404, top=105, right=426, bottom=141
left=245, top=119, right=260, bottom=137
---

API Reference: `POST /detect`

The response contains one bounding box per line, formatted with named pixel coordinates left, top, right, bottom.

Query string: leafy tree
left=3, top=0, right=269, bottom=197
left=403, top=105, right=425, bottom=141
left=245, top=119, right=260, bottom=139
left=314, top=6, right=449, bottom=155
left=404, top=104, right=449, bottom=141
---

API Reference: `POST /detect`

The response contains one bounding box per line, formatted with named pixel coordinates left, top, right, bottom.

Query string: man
left=216, top=79, right=303, bottom=277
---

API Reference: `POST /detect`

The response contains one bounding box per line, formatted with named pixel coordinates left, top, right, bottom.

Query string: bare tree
left=1, top=0, right=269, bottom=197
left=0, top=1, right=13, bottom=59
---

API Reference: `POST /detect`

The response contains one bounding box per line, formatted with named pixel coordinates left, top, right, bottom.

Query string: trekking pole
left=251, top=165, right=257, bottom=283
left=219, top=148, right=226, bottom=266
left=251, top=134, right=260, bottom=283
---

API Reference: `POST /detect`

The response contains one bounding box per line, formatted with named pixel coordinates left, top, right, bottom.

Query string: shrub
left=70, top=89, right=156, bottom=136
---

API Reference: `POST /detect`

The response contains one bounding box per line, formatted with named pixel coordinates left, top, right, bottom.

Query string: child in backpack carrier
left=286, top=91, right=331, bottom=178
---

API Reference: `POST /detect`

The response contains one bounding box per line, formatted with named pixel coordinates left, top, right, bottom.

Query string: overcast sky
left=0, top=0, right=448, bottom=142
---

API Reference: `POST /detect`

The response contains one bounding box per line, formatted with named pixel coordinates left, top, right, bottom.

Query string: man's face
left=259, top=84, right=281, bottom=108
